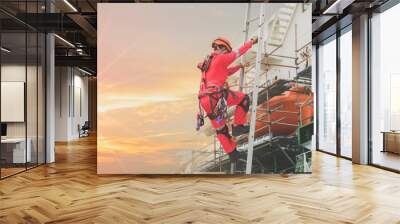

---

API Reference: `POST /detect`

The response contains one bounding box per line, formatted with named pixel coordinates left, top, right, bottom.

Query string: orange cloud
left=98, top=95, right=182, bottom=112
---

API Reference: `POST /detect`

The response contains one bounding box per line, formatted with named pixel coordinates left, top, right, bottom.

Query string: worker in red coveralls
left=197, top=37, right=258, bottom=162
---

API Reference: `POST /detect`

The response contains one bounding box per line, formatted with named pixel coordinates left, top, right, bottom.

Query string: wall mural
left=97, top=3, right=313, bottom=174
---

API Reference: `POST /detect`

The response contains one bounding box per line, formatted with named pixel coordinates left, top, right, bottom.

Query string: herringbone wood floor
left=1, top=136, right=400, bottom=224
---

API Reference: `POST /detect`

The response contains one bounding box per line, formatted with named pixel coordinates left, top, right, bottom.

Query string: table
left=381, top=131, right=400, bottom=154
left=1, top=138, right=32, bottom=164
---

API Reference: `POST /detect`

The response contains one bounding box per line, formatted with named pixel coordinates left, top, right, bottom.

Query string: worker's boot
left=228, top=148, right=240, bottom=162
left=232, top=125, right=250, bottom=137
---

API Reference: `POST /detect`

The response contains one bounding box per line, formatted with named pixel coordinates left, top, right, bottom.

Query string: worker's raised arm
left=227, top=65, right=241, bottom=76
left=219, top=37, right=258, bottom=67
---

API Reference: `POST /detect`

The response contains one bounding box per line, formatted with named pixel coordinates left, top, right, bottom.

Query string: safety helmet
left=212, top=37, right=232, bottom=52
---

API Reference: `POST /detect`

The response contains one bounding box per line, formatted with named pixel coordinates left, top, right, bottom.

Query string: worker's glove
left=240, top=62, right=251, bottom=69
left=251, top=36, right=258, bottom=44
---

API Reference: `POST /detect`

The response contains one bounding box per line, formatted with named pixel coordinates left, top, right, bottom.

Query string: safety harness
left=196, top=54, right=229, bottom=131
left=197, top=53, right=249, bottom=132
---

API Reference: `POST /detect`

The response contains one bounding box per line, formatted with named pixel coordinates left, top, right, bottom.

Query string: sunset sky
left=97, top=3, right=277, bottom=174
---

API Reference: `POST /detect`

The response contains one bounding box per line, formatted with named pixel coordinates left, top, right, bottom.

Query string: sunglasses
left=213, top=44, right=227, bottom=51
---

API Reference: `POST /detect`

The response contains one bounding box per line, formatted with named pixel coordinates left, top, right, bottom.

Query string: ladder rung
left=278, top=19, right=290, bottom=25
left=279, top=16, right=291, bottom=22
left=276, top=27, right=287, bottom=32
left=271, top=31, right=285, bottom=37
left=268, top=43, right=282, bottom=47
left=281, top=7, right=295, bottom=14
left=276, top=22, right=289, bottom=26
left=272, top=31, right=285, bottom=36
left=280, top=11, right=292, bottom=16
left=271, top=36, right=282, bottom=41
left=247, top=16, right=259, bottom=23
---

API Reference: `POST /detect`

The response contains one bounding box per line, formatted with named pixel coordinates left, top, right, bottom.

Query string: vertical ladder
left=245, top=4, right=266, bottom=174
left=231, top=3, right=251, bottom=174
left=239, top=3, right=251, bottom=92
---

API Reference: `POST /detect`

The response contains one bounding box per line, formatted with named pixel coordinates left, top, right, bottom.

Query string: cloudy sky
left=97, top=3, right=279, bottom=174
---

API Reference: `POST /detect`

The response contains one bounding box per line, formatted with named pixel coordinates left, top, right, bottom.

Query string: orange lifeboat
left=254, top=82, right=313, bottom=138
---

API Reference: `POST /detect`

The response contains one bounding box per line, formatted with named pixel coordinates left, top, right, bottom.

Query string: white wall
left=71, top=73, right=89, bottom=138
left=55, top=67, right=89, bottom=141
left=233, top=3, right=312, bottom=86
left=55, top=67, right=70, bottom=141
left=235, top=4, right=312, bottom=84
left=267, top=4, right=312, bottom=81
left=1, top=65, right=26, bottom=135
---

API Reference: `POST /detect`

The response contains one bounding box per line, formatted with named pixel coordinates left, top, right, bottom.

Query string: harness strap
left=198, top=54, right=213, bottom=73
left=216, top=125, right=231, bottom=139
left=208, top=94, right=216, bottom=119
left=198, top=85, right=225, bottom=98
left=238, top=94, right=250, bottom=112
left=199, top=86, right=229, bottom=122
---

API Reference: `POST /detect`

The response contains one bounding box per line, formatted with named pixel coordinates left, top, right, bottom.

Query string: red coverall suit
left=198, top=40, right=254, bottom=154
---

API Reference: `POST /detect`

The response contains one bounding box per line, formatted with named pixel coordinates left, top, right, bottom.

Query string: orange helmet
left=212, top=37, right=232, bottom=52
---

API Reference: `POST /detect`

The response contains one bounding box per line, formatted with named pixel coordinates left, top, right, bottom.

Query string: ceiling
left=311, top=0, right=391, bottom=43
left=0, top=0, right=396, bottom=74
